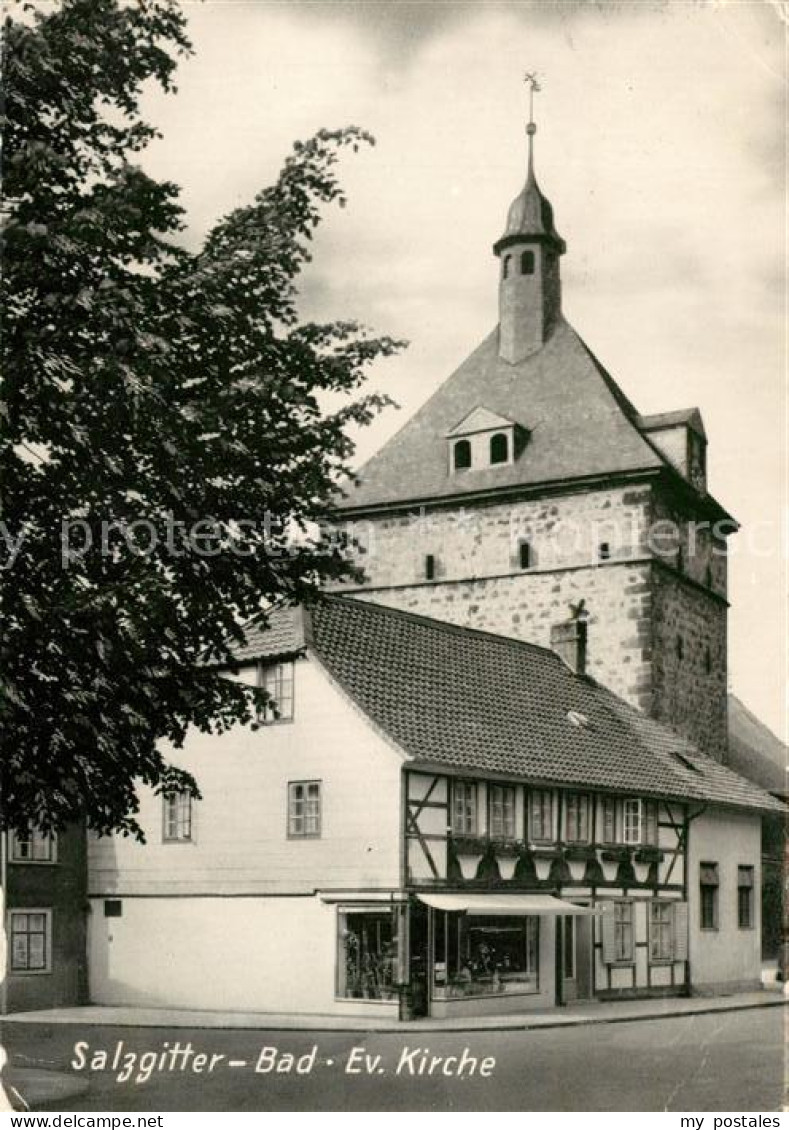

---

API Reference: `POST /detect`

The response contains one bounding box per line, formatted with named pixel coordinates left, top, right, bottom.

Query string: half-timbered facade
left=85, top=597, right=780, bottom=1020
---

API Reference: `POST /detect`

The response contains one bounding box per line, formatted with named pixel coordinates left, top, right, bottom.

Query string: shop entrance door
left=406, top=900, right=429, bottom=1018
left=562, top=913, right=593, bottom=1002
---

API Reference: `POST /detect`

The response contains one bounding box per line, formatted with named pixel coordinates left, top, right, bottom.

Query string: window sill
left=10, top=968, right=52, bottom=977
left=9, top=860, right=58, bottom=866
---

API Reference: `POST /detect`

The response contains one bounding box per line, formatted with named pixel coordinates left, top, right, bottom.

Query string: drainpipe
left=1, top=831, right=7, bottom=1016
left=684, top=804, right=707, bottom=996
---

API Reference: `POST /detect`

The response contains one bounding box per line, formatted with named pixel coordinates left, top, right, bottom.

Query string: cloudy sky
left=142, top=0, right=785, bottom=736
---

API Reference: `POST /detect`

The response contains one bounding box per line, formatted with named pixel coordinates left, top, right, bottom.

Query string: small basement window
left=453, top=439, right=471, bottom=472
left=490, top=433, right=509, bottom=465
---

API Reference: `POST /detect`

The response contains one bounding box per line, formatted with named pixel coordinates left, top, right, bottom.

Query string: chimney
left=551, top=617, right=588, bottom=677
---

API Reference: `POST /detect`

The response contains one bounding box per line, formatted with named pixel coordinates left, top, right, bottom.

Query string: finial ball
left=526, top=122, right=537, bottom=136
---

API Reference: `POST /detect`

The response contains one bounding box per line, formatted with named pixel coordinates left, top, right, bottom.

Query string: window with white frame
left=10, top=828, right=57, bottom=863
left=601, top=796, right=617, bottom=843
left=257, top=660, right=295, bottom=723
left=622, top=798, right=642, bottom=844
left=613, top=901, right=634, bottom=963
left=564, top=793, right=590, bottom=843
left=163, top=792, right=192, bottom=842
left=451, top=780, right=477, bottom=836
left=9, top=910, right=51, bottom=973
left=288, top=781, right=321, bottom=838
left=529, top=789, right=553, bottom=842
left=649, top=901, right=674, bottom=962
left=489, top=785, right=516, bottom=840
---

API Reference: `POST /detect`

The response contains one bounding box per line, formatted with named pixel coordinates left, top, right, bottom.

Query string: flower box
left=492, top=840, right=524, bottom=881
left=528, top=845, right=560, bottom=881
left=564, top=845, right=596, bottom=882
left=632, top=846, right=663, bottom=884
left=452, top=835, right=487, bottom=880
left=598, top=846, right=629, bottom=882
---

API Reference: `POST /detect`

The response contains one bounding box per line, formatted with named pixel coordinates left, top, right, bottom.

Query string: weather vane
left=523, top=72, right=541, bottom=134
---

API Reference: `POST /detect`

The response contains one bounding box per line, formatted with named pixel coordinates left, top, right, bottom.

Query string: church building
left=331, top=111, right=732, bottom=764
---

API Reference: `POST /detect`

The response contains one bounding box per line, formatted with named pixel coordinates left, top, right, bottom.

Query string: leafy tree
left=1, top=0, right=400, bottom=838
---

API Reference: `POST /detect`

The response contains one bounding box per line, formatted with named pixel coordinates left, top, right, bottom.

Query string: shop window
left=601, top=796, right=617, bottom=843
left=737, top=865, right=754, bottom=929
left=489, top=784, right=516, bottom=840
left=434, top=914, right=539, bottom=999
left=490, top=433, right=509, bottom=465
left=700, top=861, right=719, bottom=929
left=337, top=910, right=398, bottom=1001
left=602, top=900, right=634, bottom=964
left=9, top=910, right=51, bottom=973
left=564, top=792, right=590, bottom=843
left=451, top=780, right=477, bottom=835
left=257, top=660, right=295, bottom=723
left=649, top=901, right=674, bottom=962
left=10, top=827, right=57, bottom=863
left=521, top=250, right=535, bottom=275
left=163, top=792, right=192, bottom=843
left=529, top=789, right=554, bottom=842
left=453, top=439, right=471, bottom=472
left=288, top=780, right=321, bottom=838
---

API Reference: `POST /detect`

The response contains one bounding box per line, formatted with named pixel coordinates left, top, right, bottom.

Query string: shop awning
left=417, top=893, right=602, bottom=916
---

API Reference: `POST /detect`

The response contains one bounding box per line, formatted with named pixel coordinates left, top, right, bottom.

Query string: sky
left=141, top=0, right=786, bottom=737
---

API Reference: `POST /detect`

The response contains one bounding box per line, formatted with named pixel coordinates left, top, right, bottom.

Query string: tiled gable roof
left=335, top=319, right=665, bottom=512
left=232, top=604, right=305, bottom=663
left=239, top=597, right=780, bottom=815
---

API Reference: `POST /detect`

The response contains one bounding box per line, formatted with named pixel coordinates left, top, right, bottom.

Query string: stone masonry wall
left=650, top=565, right=728, bottom=759
left=331, top=479, right=729, bottom=759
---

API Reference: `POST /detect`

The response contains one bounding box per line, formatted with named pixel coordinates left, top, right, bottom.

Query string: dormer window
left=490, top=433, right=509, bottom=465
left=453, top=439, right=471, bottom=472
left=520, top=249, right=535, bottom=275
left=447, top=408, right=520, bottom=474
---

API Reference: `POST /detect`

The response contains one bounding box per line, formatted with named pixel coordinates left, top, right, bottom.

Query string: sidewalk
left=2, top=984, right=785, bottom=1034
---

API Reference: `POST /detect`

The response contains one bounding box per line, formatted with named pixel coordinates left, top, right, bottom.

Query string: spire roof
left=495, top=123, right=565, bottom=255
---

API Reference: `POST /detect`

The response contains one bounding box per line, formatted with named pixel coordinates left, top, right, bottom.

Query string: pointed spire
left=493, top=74, right=565, bottom=256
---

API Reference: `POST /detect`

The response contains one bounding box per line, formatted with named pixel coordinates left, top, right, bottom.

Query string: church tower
left=329, top=93, right=732, bottom=762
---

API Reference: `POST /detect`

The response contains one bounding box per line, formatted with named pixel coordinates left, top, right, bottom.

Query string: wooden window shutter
left=673, top=901, right=689, bottom=962
left=601, top=906, right=617, bottom=965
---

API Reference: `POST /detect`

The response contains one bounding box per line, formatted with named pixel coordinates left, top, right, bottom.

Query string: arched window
left=490, top=433, right=509, bottom=465
left=453, top=439, right=471, bottom=471
left=521, top=250, right=535, bottom=275
left=518, top=541, right=533, bottom=570
left=502, top=255, right=512, bottom=280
